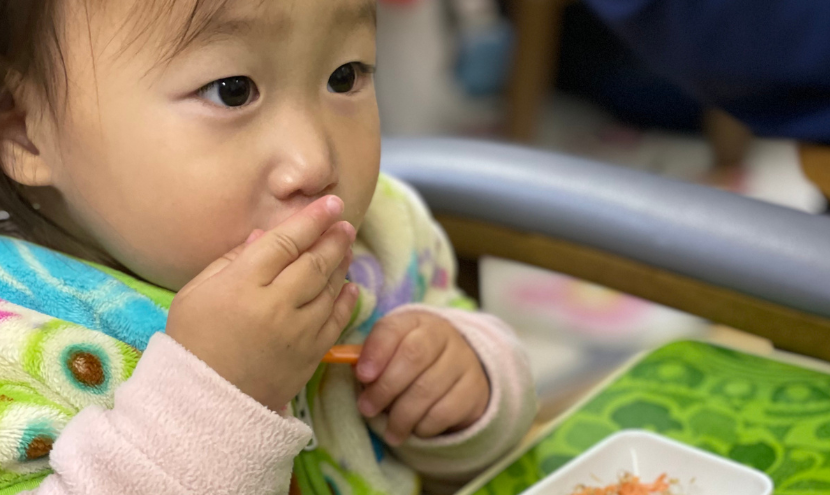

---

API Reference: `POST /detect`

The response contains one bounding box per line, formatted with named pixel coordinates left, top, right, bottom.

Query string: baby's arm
left=356, top=175, right=537, bottom=487
left=25, top=332, right=311, bottom=495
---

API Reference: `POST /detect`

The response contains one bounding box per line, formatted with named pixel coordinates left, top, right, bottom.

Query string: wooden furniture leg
left=704, top=108, right=753, bottom=169
left=506, top=0, right=573, bottom=142
left=800, top=143, right=830, bottom=201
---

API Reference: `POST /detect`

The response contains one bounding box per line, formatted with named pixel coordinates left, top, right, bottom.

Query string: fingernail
left=357, top=364, right=375, bottom=383
left=245, top=229, right=264, bottom=244
left=343, top=222, right=356, bottom=241
left=326, top=196, right=344, bottom=215
left=385, top=431, right=402, bottom=446
left=358, top=397, right=375, bottom=416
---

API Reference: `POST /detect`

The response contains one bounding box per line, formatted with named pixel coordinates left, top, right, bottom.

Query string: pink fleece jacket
left=24, top=305, right=536, bottom=495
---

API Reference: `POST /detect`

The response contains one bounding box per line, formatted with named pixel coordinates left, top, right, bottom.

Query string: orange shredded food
left=570, top=473, right=672, bottom=495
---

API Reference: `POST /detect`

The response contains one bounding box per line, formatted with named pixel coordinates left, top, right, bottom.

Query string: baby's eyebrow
left=334, top=1, right=377, bottom=29
left=188, top=16, right=289, bottom=47
left=189, top=0, right=377, bottom=49
left=153, top=0, right=378, bottom=67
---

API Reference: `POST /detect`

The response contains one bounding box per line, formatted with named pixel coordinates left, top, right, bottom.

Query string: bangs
left=119, top=0, right=234, bottom=63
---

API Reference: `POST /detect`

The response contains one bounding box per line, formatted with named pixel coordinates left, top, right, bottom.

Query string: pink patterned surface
left=509, top=275, right=650, bottom=336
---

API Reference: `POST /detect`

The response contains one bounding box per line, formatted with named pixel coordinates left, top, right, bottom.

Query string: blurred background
left=375, top=0, right=830, bottom=419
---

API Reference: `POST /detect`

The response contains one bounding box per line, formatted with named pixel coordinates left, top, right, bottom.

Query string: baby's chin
left=116, top=246, right=220, bottom=292
left=126, top=263, right=196, bottom=292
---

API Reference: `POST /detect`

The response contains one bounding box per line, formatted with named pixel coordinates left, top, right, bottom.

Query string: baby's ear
left=0, top=87, right=52, bottom=187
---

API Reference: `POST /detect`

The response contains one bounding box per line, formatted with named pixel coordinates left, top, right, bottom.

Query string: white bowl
left=520, top=430, right=773, bottom=495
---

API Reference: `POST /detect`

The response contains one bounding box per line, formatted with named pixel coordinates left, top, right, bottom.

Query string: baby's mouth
left=264, top=195, right=343, bottom=232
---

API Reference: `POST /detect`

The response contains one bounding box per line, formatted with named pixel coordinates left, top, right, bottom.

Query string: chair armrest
left=381, top=137, right=830, bottom=358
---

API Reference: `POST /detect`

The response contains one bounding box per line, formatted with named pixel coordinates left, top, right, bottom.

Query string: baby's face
left=25, top=0, right=379, bottom=290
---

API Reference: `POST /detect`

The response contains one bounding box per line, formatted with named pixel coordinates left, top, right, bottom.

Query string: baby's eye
left=327, top=63, right=359, bottom=94
left=198, top=76, right=259, bottom=108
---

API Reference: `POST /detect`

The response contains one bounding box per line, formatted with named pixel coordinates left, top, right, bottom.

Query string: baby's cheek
left=112, top=219, right=241, bottom=291
left=335, top=126, right=379, bottom=228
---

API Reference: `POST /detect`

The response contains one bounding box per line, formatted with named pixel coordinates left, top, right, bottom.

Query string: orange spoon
left=322, top=344, right=363, bottom=364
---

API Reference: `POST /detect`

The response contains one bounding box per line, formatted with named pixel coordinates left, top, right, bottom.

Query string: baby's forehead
left=114, top=0, right=376, bottom=62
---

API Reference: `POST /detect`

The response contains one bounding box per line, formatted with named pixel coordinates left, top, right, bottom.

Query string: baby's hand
left=355, top=311, right=490, bottom=446
left=166, top=196, right=358, bottom=412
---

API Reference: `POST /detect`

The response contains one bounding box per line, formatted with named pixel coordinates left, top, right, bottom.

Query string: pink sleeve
left=24, top=333, right=311, bottom=495
left=373, top=304, right=538, bottom=484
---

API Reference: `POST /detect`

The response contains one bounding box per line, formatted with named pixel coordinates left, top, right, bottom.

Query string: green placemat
left=470, top=341, right=830, bottom=495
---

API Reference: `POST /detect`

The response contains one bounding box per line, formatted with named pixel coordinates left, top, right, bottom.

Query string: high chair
left=381, top=137, right=830, bottom=362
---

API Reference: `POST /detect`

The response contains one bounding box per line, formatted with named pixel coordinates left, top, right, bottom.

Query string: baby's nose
left=266, top=125, right=338, bottom=200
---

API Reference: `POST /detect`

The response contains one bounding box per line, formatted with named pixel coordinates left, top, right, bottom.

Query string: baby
left=0, top=0, right=536, bottom=494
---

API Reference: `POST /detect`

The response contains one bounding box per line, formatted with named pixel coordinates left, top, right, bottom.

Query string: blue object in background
left=583, top=0, right=830, bottom=143
left=456, top=20, right=514, bottom=96
left=557, top=3, right=703, bottom=131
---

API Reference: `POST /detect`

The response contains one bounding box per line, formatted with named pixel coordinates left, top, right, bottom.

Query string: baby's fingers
left=315, top=283, right=360, bottom=347
left=239, top=196, right=345, bottom=285
left=382, top=350, right=461, bottom=446
left=356, top=311, right=425, bottom=383
left=177, top=239, right=249, bottom=299
left=413, top=373, right=486, bottom=439
left=357, top=327, right=445, bottom=418
left=278, top=222, right=355, bottom=306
